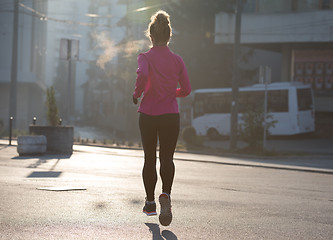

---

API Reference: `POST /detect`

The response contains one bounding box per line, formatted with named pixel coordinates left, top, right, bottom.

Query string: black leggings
left=139, top=113, right=180, bottom=201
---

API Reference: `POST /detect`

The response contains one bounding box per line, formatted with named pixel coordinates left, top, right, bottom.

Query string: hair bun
left=146, top=10, right=172, bottom=45
left=154, top=13, right=169, bottom=33
left=156, top=13, right=169, bottom=26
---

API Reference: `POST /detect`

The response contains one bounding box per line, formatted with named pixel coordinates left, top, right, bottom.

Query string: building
left=0, top=0, right=128, bottom=134
left=0, top=0, right=47, bottom=131
left=215, top=0, right=333, bottom=113
left=1, top=0, right=188, bottom=139
left=46, top=0, right=126, bottom=125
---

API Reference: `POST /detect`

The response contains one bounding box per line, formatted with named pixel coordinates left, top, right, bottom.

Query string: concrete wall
left=215, top=10, right=333, bottom=44
left=30, top=125, right=73, bottom=154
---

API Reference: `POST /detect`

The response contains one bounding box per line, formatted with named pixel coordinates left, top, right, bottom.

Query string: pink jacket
left=133, top=46, right=191, bottom=115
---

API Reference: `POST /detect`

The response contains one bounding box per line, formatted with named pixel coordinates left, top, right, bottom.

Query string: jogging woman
left=132, top=10, right=191, bottom=226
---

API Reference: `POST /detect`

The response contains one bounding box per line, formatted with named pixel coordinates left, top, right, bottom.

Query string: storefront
left=293, top=49, right=333, bottom=112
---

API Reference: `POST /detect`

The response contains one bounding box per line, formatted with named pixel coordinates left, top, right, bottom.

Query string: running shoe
left=159, top=193, right=172, bottom=226
left=143, top=201, right=157, bottom=216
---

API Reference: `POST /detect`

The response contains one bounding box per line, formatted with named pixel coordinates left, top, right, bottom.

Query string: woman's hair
left=146, top=10, right=172, bottom=46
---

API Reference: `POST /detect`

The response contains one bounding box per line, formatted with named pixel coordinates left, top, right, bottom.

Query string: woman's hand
left=132, top=96, right=138, bottom=105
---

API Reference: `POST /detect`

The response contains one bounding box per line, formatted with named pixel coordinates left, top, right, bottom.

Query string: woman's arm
left=176, top=58, right=191, bottom=98
left=133, top=54, right=149, bottom=99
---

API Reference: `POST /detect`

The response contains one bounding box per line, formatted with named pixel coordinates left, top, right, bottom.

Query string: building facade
left=1, top=0, right=184, bottom=139
left=215, top=0, right=333, bottom=112
left=0, top=0, right=47, bottom=131
left=0, top=0, right=128, bottom=134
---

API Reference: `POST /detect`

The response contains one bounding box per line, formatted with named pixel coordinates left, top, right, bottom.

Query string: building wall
left=46, top=0, right=126, bottom=123
left=0, top=0, right=171, bottom=135
left=243, top=0, right=333, bottom=13
left=0, top=0, right=46, bottom=131
left=214, top=1, right=333, bottom=112
left=215, top=10, right=333, bottom=44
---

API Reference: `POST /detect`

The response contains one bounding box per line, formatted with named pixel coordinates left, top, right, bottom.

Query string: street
left=0, top=143, right=332, bottom=239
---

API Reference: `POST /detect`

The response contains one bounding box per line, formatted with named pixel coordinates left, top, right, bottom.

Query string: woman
left=132, top=10, right=191, bottom=226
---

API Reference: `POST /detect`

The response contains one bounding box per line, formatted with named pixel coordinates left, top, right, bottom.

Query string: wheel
left=182, top=127, right=196, bottom=144
left=207, top=128, right=219, bottom=140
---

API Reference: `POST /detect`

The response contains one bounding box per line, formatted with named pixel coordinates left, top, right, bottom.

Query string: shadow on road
left=0, top=145, right=9, bottom=150
left=11, top=154, right=71, bottom=178
left=12, top=154, right=71, bottom=167
left=145, top=223, right=177, bottom=240
left=26, top=171, right=62, bottom=178
left=162, top=230, right=178, bottom=240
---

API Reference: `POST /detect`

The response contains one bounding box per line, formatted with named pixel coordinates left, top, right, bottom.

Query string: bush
left=239, top=103, right=277, bottom=150
left=182, top=127, right=196, bottom=145
left=46, top=86, right=60, bottom=126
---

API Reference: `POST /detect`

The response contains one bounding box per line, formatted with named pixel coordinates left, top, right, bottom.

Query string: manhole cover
left=37, top=187, right=87, bottom=191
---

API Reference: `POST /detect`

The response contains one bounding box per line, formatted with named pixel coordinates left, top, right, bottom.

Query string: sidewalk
left=1, top=139, right=332, bottom=175
left=4, top=137, right=333, bottom=155
left=204, top=138, right=333, bottom=155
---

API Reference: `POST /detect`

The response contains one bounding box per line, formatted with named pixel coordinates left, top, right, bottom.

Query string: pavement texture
left=0, top=139, right=332, bottom=239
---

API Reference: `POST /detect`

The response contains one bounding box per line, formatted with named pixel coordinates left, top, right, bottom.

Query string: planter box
left=29, top=125, right=74, bottom=154
left=17, top=135, right=47, bottom=156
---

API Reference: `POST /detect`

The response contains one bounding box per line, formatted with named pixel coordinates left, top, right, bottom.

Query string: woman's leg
left=139, top=113, right=158, bottom=201
left=157, top=114, right=180, bottom=195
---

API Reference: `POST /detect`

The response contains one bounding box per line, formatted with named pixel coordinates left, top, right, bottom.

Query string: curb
left=1, top=140, right=332, bottom=175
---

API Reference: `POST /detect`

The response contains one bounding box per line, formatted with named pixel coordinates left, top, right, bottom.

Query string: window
left=243, top=0, right=257, bottom=13
left=194, top=89, right=290, bottom=117
left=239, top=91, right=265, bottom=113
left=242, top=0, right=333, bottom=12
left=297, top=0, right=319, bottom=11
left=193, top=93, right=205, bottom=118
left=297, top=89, right=313, bottom=110
left=205, top=93, right=231, bottom=114
left=239, top=90, right=288, bottom=113
left=258, top=0, right=293, bottom=13
left=320, top=0, right=333, bottom=9
left=268, top=90, right=289, bottom=112
left=193, top=92, right=232, bottom=118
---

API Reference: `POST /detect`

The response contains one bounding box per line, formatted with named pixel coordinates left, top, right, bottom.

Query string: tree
left=46, top=86, right=60, bottom=126
left=165, top=0, right=234, bottom=89
left=53, top=61, right=67, bottom=118
left=166, top=0, right=255, bottom=89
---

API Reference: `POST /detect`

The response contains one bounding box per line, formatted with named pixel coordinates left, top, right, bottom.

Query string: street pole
left=9, top=0, right=19, bottom=129
left=60, top=38, right=78, bottom=124
left=263, top=72, right=268, bottom=151
left=263, top=66, right=271, bottom=151
left=67, top=40, right=72, bottom=124
left=229, top=0, right=242, bottom=151
left=9, top=117, right=13, bottom=146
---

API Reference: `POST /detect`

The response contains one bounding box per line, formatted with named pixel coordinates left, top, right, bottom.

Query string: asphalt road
left=0, top=144, right=332, bottom=239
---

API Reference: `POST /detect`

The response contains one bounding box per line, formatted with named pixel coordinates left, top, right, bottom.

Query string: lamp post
left=9, top=0, right=19, bottom=130
left=60, top=39, right=79, bottom=123
left=9, top=117, right=13, bottom=146
left=229, top=0, right=242, bottom=150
